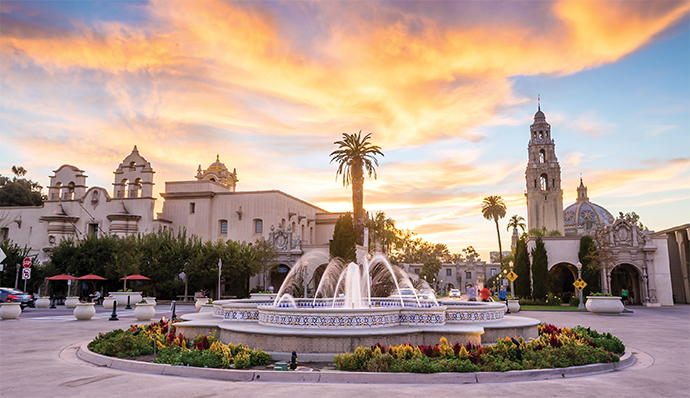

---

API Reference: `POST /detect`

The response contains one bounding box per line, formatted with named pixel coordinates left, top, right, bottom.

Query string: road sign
left=506, top=271, right=518, bottom=282
left=23, top=257, right=31, bottom=268
left=0, top=248, right=6, bottom=264
left=573, top=278, right=587, bottom=291
left=22, top=268, right=31, bottom=280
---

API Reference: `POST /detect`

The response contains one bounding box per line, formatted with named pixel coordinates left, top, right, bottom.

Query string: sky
left=1, top=0, right=689, bottom=261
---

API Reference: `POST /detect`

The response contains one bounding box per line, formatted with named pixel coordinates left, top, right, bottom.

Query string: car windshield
left=390, top=289, right=416, bottom=296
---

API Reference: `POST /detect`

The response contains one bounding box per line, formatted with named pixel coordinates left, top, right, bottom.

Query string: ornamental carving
left=268, top=225, right=301, bottom=253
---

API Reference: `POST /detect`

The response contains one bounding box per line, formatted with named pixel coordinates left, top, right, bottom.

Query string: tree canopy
left=0, top=166, right=45, bottom=206
left=481, top=195, right=507, bottom=263
left=330, top=213, right=357, bottom=263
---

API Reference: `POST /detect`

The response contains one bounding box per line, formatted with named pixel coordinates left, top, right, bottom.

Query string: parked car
left=388, top=288, right=418, bottom=298
left=418, top=289, right=436, bottom=300
left=449, top=289, right=461, bottom=298
left=0, top=288, right=35, bottom=309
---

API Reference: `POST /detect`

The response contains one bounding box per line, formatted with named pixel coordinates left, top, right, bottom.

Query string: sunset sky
left=1, top=0, right=688, bottom=260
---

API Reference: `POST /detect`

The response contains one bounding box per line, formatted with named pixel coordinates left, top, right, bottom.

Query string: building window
left=414, top=268, right=420, bottom=274
left=539, top=149, right=546, bottom=163
left=255, top=219, right=263, bottom=234
left=88, top=223, right=98, bottom=236
left=465, top=271, right=472, bottom=280
left=540, top=174, right=548, bottom=191
left=0, top=228, right=8, bottom=241
left=446, top=269, right=452, bottom=276
left=190, top=203, right=195, bottom=214
left=491, top=268, right=497, bottom=277
left=220, top=220, right=228, bottom=234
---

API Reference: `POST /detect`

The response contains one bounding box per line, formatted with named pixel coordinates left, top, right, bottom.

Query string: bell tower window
left=539, top=149, right=546, bottom=163
left=540, top=174, right=548, bottom=190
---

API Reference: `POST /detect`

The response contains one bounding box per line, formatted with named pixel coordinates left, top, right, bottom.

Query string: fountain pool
left=176, top=253, right=539, bottom=360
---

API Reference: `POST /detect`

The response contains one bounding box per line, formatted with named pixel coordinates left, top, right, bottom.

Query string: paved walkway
left=1, top=304, right=688, bottom=398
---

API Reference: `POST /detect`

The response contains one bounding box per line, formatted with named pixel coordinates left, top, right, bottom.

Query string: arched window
left=129, top=161, right=136, bottom=171
left=119, top=179, right=128, bottom=198
left=220, top=220, right=228, bottom=234
left=540, top=174, right=548, bottom=190
left=539, top=131, right=544, bottom=139
left=64, top=182, right=75, bottom=200
left=539, top=149, right=546, bottom=163
left=255, top=219, right=263, bottom=234
left=129, top=178, right=141, bottom=198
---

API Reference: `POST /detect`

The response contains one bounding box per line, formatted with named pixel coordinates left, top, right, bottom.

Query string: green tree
left=506, top=214, right=526, bottom=234
left=528, top=226, right=561, bottom=237
left=578, top=235, right=601, bottom=296
left=514, top=237, right=531, bottom=298
left=0, top=166, right=45, bottom=206
left=481, top=195, right=507, bottom=264
left=420, top=259, right=442, bottom=286
left=0, top=240, right=34, bottom=289
left=112, top=235, right=141, bottom=290
left=531, top=236, right=549, bottom=300
left=330, top=213, right=357, bottom=263
left=366, top=211, right=398, bottom=253
left=461, top=246, right=481, bottom=262
left=251, top=238, right=279, bottom=290
left=330, top=131, right=384, bottom=245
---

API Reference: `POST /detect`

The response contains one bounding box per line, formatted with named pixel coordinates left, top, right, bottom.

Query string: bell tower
left=525, top=104, right=564, bottom=234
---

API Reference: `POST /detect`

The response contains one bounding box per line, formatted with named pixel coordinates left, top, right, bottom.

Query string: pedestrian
left=499, top=286, right=508, bottom=301
left=480, top=286, right=491, bottom=302
left=621, top=287, right=628, bottom=305
left=467, top=285, right=476, bottom=301
left=628, top=289, right=634, bottom=305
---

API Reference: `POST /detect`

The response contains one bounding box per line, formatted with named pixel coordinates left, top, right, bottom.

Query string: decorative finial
left=538, top=94, right=540, bottom=111
left=216, top=154, right=220, bottom=162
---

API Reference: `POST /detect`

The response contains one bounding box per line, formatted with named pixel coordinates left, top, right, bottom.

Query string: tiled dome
left=564, top=178, right=614, bottom=234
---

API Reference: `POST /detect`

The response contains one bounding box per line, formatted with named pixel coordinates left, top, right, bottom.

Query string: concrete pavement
left=1, top=304, right=688, bottom=398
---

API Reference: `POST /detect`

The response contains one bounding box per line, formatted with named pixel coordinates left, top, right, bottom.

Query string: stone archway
left=610, top=263, right=641, bottom=305
left=548, top=263, right=576, bottom=301
left=270, top=264, right=291, bottom=291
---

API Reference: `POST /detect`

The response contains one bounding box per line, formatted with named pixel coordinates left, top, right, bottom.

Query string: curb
left=77, top=341, right=635, bottom=384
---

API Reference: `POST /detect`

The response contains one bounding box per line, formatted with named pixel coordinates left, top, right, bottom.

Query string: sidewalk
left=0, top=304, right=688, bottom=398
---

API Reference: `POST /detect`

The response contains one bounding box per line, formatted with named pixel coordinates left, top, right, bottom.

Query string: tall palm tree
left=367, top=211, right=397, bottom=253
left=506, top=215, right=526, bottom=234
left=330, top=131, right=384, bottom=245
left=481, top=195, right=507, bottom=264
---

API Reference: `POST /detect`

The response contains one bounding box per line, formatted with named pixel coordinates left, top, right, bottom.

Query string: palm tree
left=506, top=215, right=526, bottom=234
left=367, top=211, right=397, bottom=253
left=330, top=131, right=384, bottom=245
left=481, top=195, right=507, bottom=264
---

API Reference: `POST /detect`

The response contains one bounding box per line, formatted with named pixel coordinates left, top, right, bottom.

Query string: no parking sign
left=22, top=268, right=31, bottom=280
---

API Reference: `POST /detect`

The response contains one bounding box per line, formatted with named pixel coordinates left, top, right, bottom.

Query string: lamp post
left=576, top=262, right=585, bottom=309
left=502, top=269, right=510, bottom=313
left=508, top=261, right=515, bottom=299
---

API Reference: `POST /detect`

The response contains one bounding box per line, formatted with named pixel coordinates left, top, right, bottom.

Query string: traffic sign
left=573, top=278, right=587, bottom=291
left=23, top=257, right=31, bottom=268
left=22, top=268, right=31, bottom=280
left=506, top=271, right=518, bottom=282
left=0, top=248, right=6, bottom=264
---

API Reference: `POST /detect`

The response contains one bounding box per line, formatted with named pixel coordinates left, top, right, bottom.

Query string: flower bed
left=333, top=323, right=624, bottom=373
left=88, top=318, right=272, bottom=370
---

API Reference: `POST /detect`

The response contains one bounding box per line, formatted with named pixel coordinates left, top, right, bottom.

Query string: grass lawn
left=519, top=305, right=587, bottom=311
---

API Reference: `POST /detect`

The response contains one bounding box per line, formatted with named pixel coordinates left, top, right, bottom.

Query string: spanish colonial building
left=0, top=147, right=341, bottom=290
left=524, top=107, right=677, bottom=306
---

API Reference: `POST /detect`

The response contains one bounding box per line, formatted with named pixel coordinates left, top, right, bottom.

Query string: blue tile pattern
left=224, top=309, right=259, bottom=321
left=445, top=309, right=503, bottom=322
left=399, top=312, right=445, bottom=325
left=258, top=312, right=399, bottom=328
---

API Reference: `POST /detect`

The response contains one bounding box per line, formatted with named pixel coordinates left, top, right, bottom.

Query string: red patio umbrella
left=77, top=274, right=107, bottom=280
left=46, top=274, right=78, bottom=296
left=119, top=274, right=151, bottom=281
left=119, top=274, right=151, bottom=290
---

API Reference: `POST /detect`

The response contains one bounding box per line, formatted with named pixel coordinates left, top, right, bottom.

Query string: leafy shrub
left=569, top=296, right=581, bottom=306
left=88, top=329, right=154, bottom=358
left=545, top=293, right=562, bottom=306
left=573, top=326, right=625, bottom=354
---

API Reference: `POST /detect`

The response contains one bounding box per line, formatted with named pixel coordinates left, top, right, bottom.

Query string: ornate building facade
left=524, top=107, right=675, bottom=306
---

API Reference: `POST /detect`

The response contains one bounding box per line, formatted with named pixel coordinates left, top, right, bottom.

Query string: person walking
left=621, top=288, right=628, bottom=305
left=628, top=289, right=634, bottom=305
left=467, top=285, right=476, bottom=301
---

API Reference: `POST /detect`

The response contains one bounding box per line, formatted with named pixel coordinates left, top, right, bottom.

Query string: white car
left=388, top=288, right=418, bottom=298
left=418, top=289, right=436, bottom=300
left=449, top=289, right=460, bottom=298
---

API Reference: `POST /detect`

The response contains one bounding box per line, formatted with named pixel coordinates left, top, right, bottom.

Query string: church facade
left=0, top=147, right=341, bottom=290
left=523, top=108, right=677, bottom=306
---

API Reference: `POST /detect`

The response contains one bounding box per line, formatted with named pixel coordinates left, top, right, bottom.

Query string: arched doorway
left=548, top=263, right=576, bottom=301
left=610, top=264, right=641, bottom=305
left=269, top=264, right=291, bottom=291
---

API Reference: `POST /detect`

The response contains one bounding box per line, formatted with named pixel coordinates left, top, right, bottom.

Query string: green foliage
left=481, top=195, right=507, bottom=263
left=0, top=239, right=35, bottom=289
left=250, top=238, right=279, bottom=289
left=0, top=166, right=45, bottom=206
left=569, top=296, right=581, bottom=306
left=531, top=237, right=549, bottom=300
left=545, top=293, right=562, bottom=306
left=514, top=236, right=531, bottom=298
left=334, top=346, right=372, bottom=370
left=88, top=329, right=154, bottom=358
left=330, top=213, right=357, bottom=263
left=578, top=235, right=601, bottom=296
left=420, top=259, right=441, bottom=282
left=573, top=326, right=625, bottom=354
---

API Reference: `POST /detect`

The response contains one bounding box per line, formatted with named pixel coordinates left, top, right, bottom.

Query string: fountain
left=175, top=252, right=539, bottom=359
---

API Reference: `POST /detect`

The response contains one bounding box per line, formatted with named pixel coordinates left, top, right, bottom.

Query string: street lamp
left=576, top=262, right=585, bottom=309
left=509, top=261, right=515, bottom=299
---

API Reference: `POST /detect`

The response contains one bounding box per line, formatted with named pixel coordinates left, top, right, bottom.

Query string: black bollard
left=289, top=351, right=298, bottom=370
left=49, top=294, right=56, bottom=309
left=109, top=300, right=119, bottom=321
left=171, top=300, right=177, bottom=321
left=125, top=295, right=132, bottom=310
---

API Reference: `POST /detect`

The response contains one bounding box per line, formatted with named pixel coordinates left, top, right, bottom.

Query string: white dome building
left=563, top=178, right=615, bottom=235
